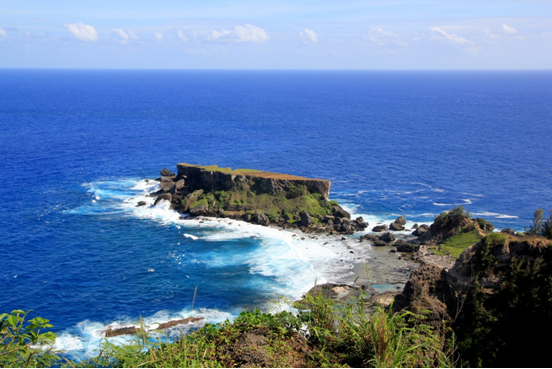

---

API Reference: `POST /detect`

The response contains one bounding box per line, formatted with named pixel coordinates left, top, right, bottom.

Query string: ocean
left=1, top=69, right=551, bottom=356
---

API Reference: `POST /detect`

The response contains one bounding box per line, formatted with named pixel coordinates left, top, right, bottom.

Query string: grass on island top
left=178, top=163, right=326, bottom=181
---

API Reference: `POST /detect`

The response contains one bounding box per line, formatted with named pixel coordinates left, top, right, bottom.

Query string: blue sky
left=1, top=0, right=551, bottom=69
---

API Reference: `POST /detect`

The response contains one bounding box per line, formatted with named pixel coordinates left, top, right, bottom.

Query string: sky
left=1, top=0, right=552, bottom=69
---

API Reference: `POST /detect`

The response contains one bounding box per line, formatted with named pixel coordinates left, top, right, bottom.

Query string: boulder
left=160, top=168, right=175, bottom=177
left=374, top=240, right=387, bottom=246
left=332, top=205, right=351, bottom=219
left=396, top=243, right=416, bottom=253
left=389, top=222, right=405, bottom=231
left=412, top=223, right=419, bottom=229
left=395, top=216, right=407, bottom=225
left=136, top=201, right=147, bottom=207
left=174, top=179, right=185, bottom=192
left=372, top=224, right=388, bottom=232
left=380, top=232, right=396, bottom=243
left=160, top=176, right=175, bottom=192
left=355, top=216, right=365, bottom=223
left=300, top=211, right=314, bottom=227
left=323, top=215, right=335, bottom=224
left=154, top=193, right=172, bottom=206
left=412, top=224, right=429, bottom=236
left=360, top=234, right=379, bottom=242
left=501, top=228, right=516, bottom=235
left=358, top=222, right=369, bottom=230
left=252, top=212, right=270, bottom=226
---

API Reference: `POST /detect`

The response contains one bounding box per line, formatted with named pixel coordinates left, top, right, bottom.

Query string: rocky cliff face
left=394, top=233, right=552, bottom=367
left=148, top=164, right=367, bottom=235
left=176, top=164, right=332, bottom=199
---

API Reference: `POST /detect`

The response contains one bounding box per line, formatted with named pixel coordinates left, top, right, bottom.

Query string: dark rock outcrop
left=300, top=211, right=314, bottom=227
left=394, top=234, right=552, bottom=367
left=500, top=228, right=516, bottom=235
left=412, top=224, right=429, bottom=236
left=156, top=317, right=204, bottom=330
left=372, top=225, right=388, bottom=232
left=417, top=208, right=493, bottom=244
left=389, top=222, right=405, bottom=231
left=153, top=193, right=172, bottom=206
left=380, top=232, right=396, bottom=243
left=395, top=216, right=407, bottom=225
left=160, top=168, right=175, bottom=177
left=177, top=164, right=331, bottom=200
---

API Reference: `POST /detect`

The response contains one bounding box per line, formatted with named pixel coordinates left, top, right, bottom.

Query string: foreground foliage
left=78, top=291, right=458, bottom=368
left=1, top=292, right=458, bottom=368
left=0, top=310, right=59, bottom=368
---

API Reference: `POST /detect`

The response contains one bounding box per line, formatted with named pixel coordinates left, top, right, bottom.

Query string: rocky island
left=145, top=164, right=368, bottom=234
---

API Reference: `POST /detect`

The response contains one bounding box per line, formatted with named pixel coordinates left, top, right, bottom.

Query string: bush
left=527, top=208, right=552, bottom=239
left=0, top=310, right=60, bottom=368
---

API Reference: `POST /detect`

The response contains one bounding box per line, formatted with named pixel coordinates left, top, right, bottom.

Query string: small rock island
left=146, top=164, right=368, bottom=234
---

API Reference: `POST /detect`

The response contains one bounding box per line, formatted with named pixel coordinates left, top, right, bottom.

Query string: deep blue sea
left=1, top=70, right=551, bottom=356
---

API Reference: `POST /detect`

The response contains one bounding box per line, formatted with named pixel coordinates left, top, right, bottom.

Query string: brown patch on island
left=178, top=163, right=326, bottom=181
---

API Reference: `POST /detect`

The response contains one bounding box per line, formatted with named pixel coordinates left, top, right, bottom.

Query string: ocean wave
left=54, top=307, right=233, bottom=359
left=472, top=211, right=519, bottom=219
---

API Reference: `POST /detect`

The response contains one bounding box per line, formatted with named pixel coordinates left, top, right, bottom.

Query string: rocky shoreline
left=138, top=165, right=522, bottom=323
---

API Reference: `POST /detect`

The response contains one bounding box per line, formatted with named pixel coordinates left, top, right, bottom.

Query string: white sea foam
left=472, top=211, right=519, bottom=219
left=54, top=307, right=232, bottom=358
left=183, top=233, right=199, bottom=240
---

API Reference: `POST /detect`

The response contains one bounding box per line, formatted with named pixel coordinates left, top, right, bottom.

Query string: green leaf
left=7, top=314, right=18, bottom=327
left=0, top=313, right=7, bottom=321
left=10, top=310, right=25, bottom=315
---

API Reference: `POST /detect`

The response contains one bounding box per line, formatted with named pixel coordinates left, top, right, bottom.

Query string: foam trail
left=183, top=233, right=199, bottom=240
left=55, top=308, right=232, bottom=359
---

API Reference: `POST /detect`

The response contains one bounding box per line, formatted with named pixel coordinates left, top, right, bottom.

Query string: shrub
left=285, top=185, right=306, bottom=199
left=527, top=208, right=552, bottom=239
left=0, top=310, right=60, bottom=368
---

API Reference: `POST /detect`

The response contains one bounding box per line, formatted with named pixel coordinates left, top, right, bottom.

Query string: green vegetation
left=435, top=229, right=482, bottom=258
left=4, top=289, right=456, bottom=368
left=0, top=310, right=60, bottom=368
left=526, top=208, right=552, bottom=239
left=434, top=206, right=469, bottom=225
left=455, top=232, right=552, bottom=367
left=189, top=186, right=334, bottom=221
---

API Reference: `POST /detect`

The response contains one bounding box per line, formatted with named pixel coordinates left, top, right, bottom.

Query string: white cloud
left=430, top=27, right=470, bottom=45
left=234, top=24, right=269, bottom=43
left=365, top=27, right=406, bottom=46
left=0, top=28, right=7, bottom=38
left=502, top=24, right=518, bottom=34
left=128, top=30, right=139, bottom=39
left=65, top=22, right=98, bottom=42
left=112, top=28, right=129, bottom=43
left=154, top=32, right=163, bottom=40
left=210, top=29, right=231, bottom=41
left=208, top=24, right=269, bottom=44
left=300, top=28, right=318, bottom=44
left=177, top=30, right=188, bottom=42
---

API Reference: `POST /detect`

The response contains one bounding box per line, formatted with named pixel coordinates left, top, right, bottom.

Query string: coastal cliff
left=394, top=233, right=552, bottom=367
left=148, top=164, right=368, bottom=234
